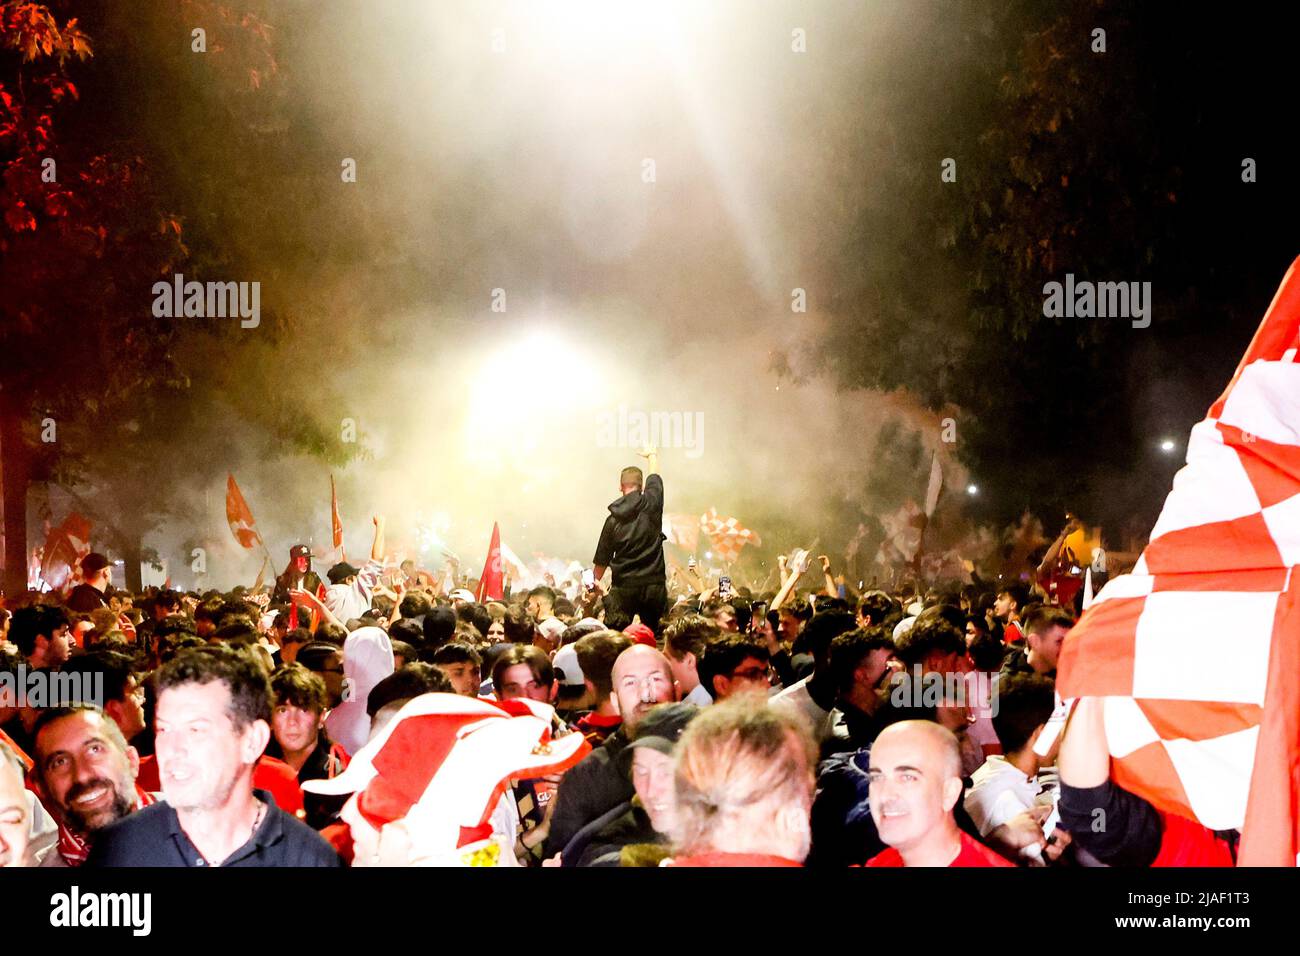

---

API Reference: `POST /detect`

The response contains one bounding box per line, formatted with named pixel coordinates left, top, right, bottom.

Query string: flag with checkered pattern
left=1057, top=257, right=1300, bottom=866
left=700, top=508, right=760, bottom=565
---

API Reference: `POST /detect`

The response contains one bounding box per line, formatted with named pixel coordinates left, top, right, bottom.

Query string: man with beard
left=31, top=706, right=154, bottom=866
left=86, top=646, right=340, bottom=867
left=543, top=644, right=677, bottom=857
left=0, top=741, right=33, bottom=867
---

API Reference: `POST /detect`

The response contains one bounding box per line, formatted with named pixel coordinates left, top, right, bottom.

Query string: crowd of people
left=0, top=453, right=1239, bottom=868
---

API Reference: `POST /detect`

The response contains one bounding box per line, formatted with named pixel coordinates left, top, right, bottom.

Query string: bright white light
left=966, top=484, right=978, bottom=495
left=704, top=551, right=712, bottom=560
left=1160, top=439, right=1176, bottom=453
left=463, top=328, right=602, bottom=463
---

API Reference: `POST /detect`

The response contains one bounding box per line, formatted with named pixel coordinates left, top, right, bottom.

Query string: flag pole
left=256, top=533, right=276, bottom=585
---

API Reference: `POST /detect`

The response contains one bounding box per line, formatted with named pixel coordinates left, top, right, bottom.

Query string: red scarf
left=56, top=785, right=156, bottom=866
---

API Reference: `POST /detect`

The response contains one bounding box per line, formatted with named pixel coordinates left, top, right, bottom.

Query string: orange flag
left=330, top=474, right=345, bottom=557
left=226, top=474, right=261, bottom=549
left=475, top=522, right=504, bottom=602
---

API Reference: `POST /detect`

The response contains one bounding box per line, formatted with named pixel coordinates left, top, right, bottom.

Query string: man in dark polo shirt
left=86, top=646, right=340, bottom=867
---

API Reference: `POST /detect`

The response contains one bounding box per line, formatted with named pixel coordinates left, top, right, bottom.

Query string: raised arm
left=770, top=555, right=806, bottom=612
left=371, top=515, right=386, bottom=563
left=819, top=555, right=837, bottom=597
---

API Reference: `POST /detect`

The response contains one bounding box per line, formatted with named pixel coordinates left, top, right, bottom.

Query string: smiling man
left=31, top=705, right=152, bottom=866
left=85, top=646, right=340, bottom=867
left=0, top=741, right=31, bottom=868
left=542, top=644, right=678, bottom=857
left=866, top=720, right=1011, bottom=867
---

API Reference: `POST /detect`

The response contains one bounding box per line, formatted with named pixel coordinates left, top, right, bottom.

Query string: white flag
left=924, top=452, right=943, bottom=518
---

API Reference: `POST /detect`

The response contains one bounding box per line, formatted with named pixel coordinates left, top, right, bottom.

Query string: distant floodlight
left=966, top=484, right=978, bottom=495
left=704, top=551, right=712, bottom=560
left=1160, top=439, right=1176, bottom=453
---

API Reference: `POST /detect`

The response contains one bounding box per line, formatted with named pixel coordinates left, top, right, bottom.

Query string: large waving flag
left=700, top=508, right=760, bottom=565
left=1058, top=257, right=1300, bottom=866
left=475, top=522, right=505, bottom=602
left=225, top=474, right=261, bottom=550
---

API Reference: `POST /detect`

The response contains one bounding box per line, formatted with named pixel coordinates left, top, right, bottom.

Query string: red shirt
left=1002, top=621, right=1024, bottom=646
left=1151, top=812, right=1235, bottom=867
left=867, top=832, right=1014, bottom=868
left=136, top=754, right=306, bottom=818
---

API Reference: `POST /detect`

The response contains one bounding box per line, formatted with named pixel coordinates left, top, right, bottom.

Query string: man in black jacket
left=542, top=645, right=678, bottom=858
left=593, top=445, right=667, bottom=635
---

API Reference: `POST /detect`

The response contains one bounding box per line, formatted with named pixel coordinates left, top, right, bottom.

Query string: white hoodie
left=325, top=626, right=395, bottom=756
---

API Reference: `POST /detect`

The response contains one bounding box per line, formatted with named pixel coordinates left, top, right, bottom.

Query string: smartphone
left=687, top=556, right=697, bottom=570
left=718, top=576, right=732, bottom=601
left=582, top=568, right=595, bottom=591
left=750, top=601, right=768, bottom=628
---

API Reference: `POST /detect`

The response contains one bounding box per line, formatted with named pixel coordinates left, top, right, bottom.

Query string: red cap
left=623, top=623, right=656, bottom=647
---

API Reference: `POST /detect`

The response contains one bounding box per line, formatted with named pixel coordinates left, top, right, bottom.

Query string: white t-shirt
left=324, top=558, right=382, bottom=621
left=963, top=755, right=1043, bottom=837
left=771, top=676, right=832, bottom=743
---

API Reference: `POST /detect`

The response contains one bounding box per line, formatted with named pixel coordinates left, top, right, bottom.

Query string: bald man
left=866, top=720, right=1012, bottom=867
left=544, top=645, right=679, bottom=858
left=0, top=742, right=31, bottom=867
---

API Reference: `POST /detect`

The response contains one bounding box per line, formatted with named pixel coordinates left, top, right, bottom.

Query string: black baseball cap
left=327, top=562, right=360, bottom=584
left=624, top=702, right=700, bottom=760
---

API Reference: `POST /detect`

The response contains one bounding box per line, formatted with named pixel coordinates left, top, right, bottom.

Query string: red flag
left=475, top=522, right=504, bottom=602
left=1058, top=256, right=1300, bottom=866
left=41, top=512, right=92, bottom=591
left=226, top=474, right=260, bottom=550
left=330, top=474, right=345, bottom=556
left=699, top=508, right=760, bottom=565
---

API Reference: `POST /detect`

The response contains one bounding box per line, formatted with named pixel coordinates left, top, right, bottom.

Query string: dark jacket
left=571, top=801, right=666, bottom=867
left=66, top=584, right=108, bottom=613
left=1000, top=645, right=1054, bottom=681
left=543, top=727, right=633, bottom=858
left=594, top=474, right=666, bottom=587
left=85, top=789, right=342, bottom=867
left=272, top=570, right=323, bottom=606
left=264, top=734, right=347, bottom=830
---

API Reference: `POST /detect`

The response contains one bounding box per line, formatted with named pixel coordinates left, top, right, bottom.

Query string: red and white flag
left=225, top=473, right=261, bottom=550
left=40, top=512, right=92, bottom=592
left=330, top=474, right=345, bottom=557
left=476, top=522, right=505, bottom=602
left=663, top=513, right=700, bottom=553
left=699, top=508, right=760, bottom=565
left=1058, top=257, right=1300, bottom=866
